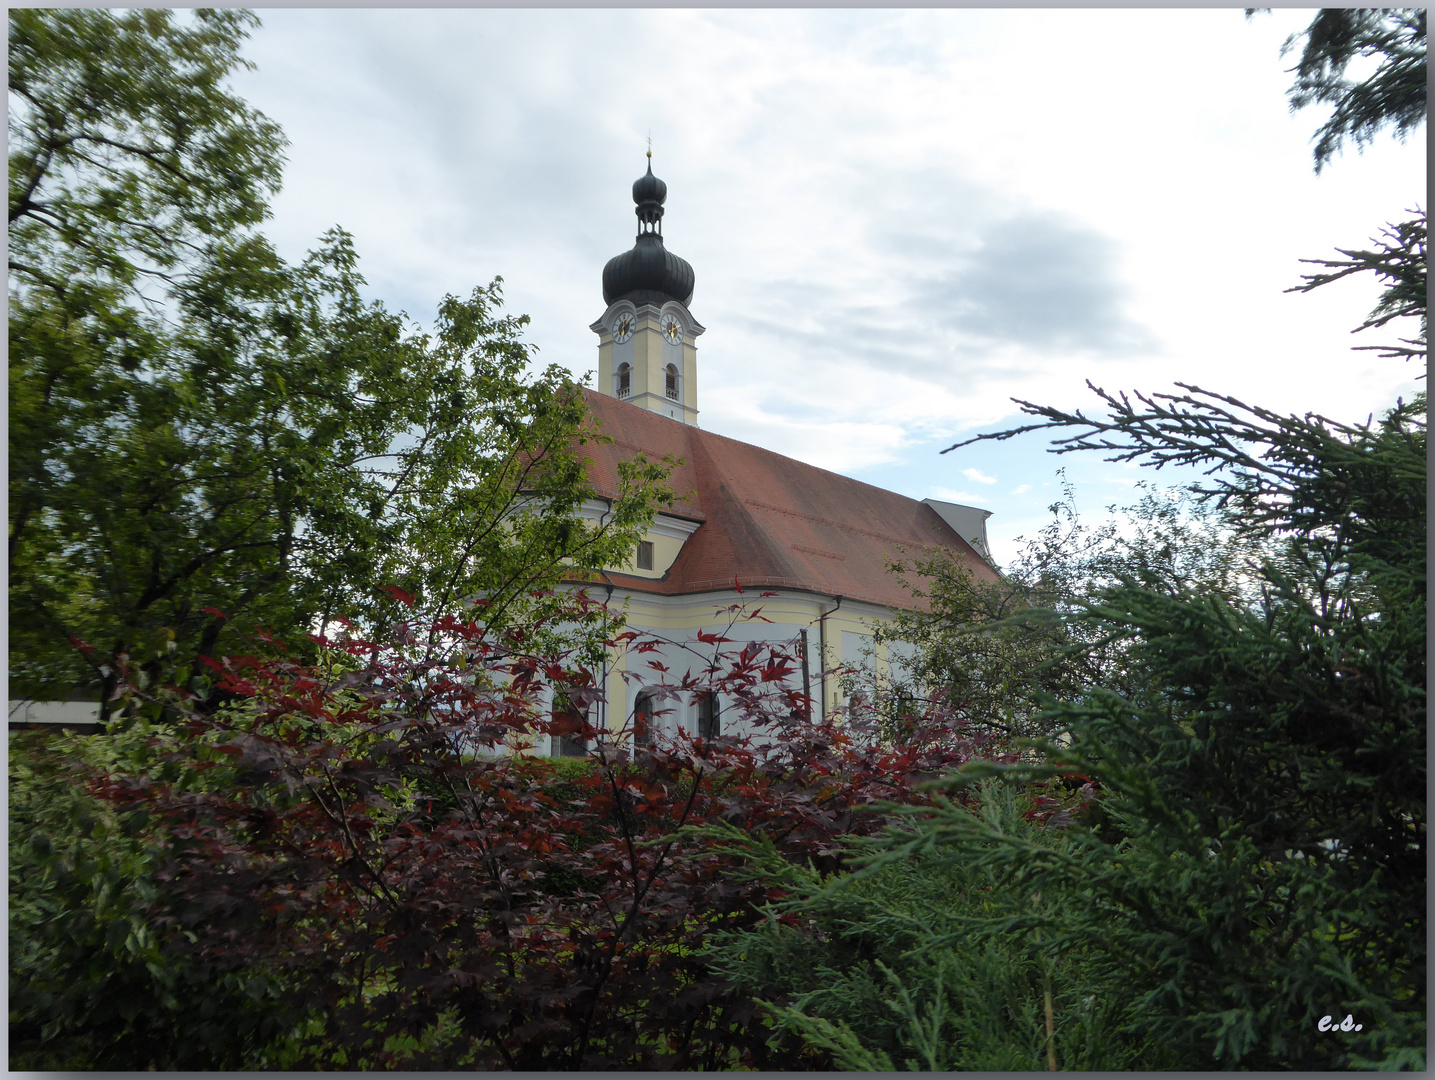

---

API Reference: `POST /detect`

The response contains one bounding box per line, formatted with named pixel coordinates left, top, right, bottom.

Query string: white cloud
left=929, top=487, right=982, bottom=504
left=963, top=467, right=998, bottom=485
left=1012, top=484, right=1033, bottom=495
left=704, top=388, right=911, bottom=474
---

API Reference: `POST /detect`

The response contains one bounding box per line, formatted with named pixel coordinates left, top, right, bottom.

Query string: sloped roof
left=574, top=389, right=999, bottom=610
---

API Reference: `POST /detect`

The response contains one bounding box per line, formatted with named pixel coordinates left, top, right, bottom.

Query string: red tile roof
left=573, top=389, right=999, bottom=610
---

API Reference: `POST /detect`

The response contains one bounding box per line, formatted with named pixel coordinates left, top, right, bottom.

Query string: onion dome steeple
left=632, top=153, right=667, bottom=231
left=602, top=152, right=695, bottom=307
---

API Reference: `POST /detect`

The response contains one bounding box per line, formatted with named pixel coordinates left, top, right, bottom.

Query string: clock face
left=612, top=313, right=635, bottom=344
left=661, top=315, right=682, bottom=344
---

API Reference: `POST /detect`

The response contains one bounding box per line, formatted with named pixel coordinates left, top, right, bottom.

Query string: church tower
left=590, top=153, right=704, bottom=425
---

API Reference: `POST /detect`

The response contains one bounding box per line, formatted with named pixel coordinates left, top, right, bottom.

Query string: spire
left=602, top=154, right=694, bottom=307
left=631, top=150, right=667, bottom=234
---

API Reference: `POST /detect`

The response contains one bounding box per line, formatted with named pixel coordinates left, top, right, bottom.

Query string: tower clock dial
left=612, top=313, right=635, bottom=343
left=661, top=315, right=682, bottom=344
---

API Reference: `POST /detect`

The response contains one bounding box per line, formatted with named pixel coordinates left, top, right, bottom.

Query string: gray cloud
left=918, top=213, right=1158, bottom=355
left=699, top=167, right=1155, bottom=395
left=719, top=274, right=1047, bottom=392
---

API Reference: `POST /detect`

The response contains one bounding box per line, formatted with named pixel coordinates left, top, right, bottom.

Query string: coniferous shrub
left=702, top=782, right=1182, bottom=1071
left=708, top=344, right=1426, bottom=1073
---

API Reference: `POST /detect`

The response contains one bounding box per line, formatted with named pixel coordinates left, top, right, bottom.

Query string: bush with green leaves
left=8, top=724, right=307, bottom=1070
left=876, top=480, right=1276, bottom=745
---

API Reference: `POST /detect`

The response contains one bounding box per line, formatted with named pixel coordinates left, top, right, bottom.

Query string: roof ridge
left=580, top=387, right=932, bottom=511
left=687, top=420, right=931, bottom=508
left=742, top=496, right=940, bottom=549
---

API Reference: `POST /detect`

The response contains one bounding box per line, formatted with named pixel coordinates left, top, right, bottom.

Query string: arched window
left=665, top=364, right=679, bottom=401
left=553, top=695, right=589, bottom=758
left=696, top=691, right=720, bottom=740
left=633, top=689, right=657, bottom=748
left=616, top=362, right=631, bottom=399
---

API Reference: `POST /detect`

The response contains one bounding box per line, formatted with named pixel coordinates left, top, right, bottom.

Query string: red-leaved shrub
left=92, top=591, right=1009, bottom=1068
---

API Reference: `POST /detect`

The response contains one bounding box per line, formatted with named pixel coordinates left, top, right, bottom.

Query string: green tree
left=1274, top=8, right=1427, bottom=173
left=8, top=9, right=284, bottom=296
left=1270, top=8, right=1426, bottom=366
left=1286, top=209, right=1427, bottom=364
left=877, top=481, right=1275, bottom=745
left=9, top=9, right=671, bottom=717
left=959, top=380, right=1423, bottom=1061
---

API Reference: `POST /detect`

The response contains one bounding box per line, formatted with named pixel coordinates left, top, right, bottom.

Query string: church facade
left=548, top=155, right=1000, bottom=754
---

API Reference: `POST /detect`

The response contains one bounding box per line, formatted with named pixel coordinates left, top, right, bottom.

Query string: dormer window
left=665, top=364, right=678, bottom=401
left=616, top=362, right=631, bottom=399
left=636, top=540, right=654, bottom=570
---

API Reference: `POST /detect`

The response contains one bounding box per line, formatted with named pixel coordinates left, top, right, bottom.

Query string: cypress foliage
left=707, top=382, right=1425, bottom=1069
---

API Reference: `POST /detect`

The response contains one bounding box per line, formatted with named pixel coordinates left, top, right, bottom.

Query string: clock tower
left=591, top=153, right=704, bottom=425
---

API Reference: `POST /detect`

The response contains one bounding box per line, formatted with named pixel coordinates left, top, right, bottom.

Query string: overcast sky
left=229, top=8, right=1425, bottom=565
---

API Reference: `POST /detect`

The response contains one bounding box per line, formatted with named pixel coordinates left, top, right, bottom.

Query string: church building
left=550, top=154, right=1000, bottom=754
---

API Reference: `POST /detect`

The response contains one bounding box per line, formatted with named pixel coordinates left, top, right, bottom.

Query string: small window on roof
left=636, top=540, right=654, bottom=570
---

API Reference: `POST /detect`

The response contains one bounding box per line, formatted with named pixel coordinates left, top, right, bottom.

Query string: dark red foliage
left=94, top=595, right=1008, bottom=1069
